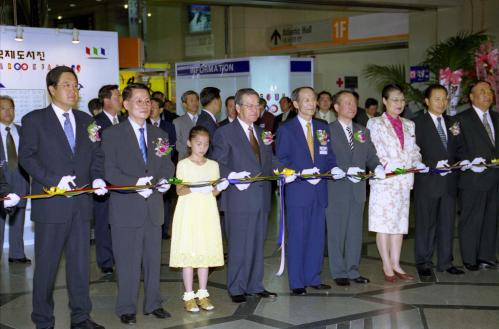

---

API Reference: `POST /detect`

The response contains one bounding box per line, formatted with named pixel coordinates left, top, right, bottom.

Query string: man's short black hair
left=200, top=87, right=221, bottom=107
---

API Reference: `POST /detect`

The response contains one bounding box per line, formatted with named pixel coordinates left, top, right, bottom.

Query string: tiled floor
left=2, top=196, right=499, bottom=329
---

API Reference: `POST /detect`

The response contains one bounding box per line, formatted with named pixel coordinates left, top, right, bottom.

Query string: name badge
left=319, top=146, right=328, bottom=155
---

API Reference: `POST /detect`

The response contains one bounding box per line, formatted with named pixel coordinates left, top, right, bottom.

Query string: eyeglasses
left=57, top=82, right=81, bottom=91
left=388, top=98, right=405, bottom=103
left=0, top=107, right=14, bottom=111
left=241, top=103, right=260, bottom=110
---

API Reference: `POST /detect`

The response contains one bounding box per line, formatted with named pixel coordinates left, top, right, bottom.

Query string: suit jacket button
left=145, top=169, right=148, bottom=173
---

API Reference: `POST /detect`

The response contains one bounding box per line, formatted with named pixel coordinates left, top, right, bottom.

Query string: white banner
left=0, top=25, right=119, bottom=123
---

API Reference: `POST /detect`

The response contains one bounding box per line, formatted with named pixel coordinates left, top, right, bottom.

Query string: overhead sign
left=176, top=59, right=250, bottom=77
left=267, top=13, right=408, bottom=51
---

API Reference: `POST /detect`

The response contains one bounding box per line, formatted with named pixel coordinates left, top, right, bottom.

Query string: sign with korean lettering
left=0, top=25, right=118, bottom=121
left=410, top=65, right=430, bottom=83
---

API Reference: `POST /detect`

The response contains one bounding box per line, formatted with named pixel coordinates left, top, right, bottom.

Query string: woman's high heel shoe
left=383, top=272, right=397, bottom=283
left=393, top=270, right=415, bottom=281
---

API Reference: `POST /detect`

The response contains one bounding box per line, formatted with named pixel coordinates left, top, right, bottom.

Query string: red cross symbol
left=336, top=78, right=344, bottom=88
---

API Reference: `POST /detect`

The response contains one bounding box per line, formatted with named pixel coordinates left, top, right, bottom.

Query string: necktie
left=154, top=121, right=159, bottom=127
left=112, top=116, right=118, bottom=125
left=346, top=126, right=354, bottom=150
left=138, top=127, right=148, bottom=163
left=436, top=117, right=447, bottom=149
left=63, top=113, right=75, bottom=153
left=192, top=114, right=198, bottom=124
left=482, top=112, right=495, bottom=144
left=306, top=122, right=314, bottom=161
left=5, top=127, right=17, bottom=170
left=248, top=126, right=261, bottom=163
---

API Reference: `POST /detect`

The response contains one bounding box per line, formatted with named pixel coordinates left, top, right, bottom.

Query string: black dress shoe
left=351, top=276, right=370, bottom=284
left=334, top=278, right=350, bottom=286
left=100, top=267, right=114, bottom=275
left=463, top=263, right=479, bottom=271
left=231, top=294, right=246, bottom=303
left=8, top=257, right=31, bottom=264
left=418, top=268, right=433, bottom=277
left=145, top=307, right=171, bottom=319
left=478, top=260, right=497, bottom=269
left=291, top=288, right=307, bottom=295
left=445, top=266, right=465, bottom=275
left=120, top=313, right=136, bottom=325
left=309, top=283, right=332, bottom=290
left=70, top=319, right=105, bottom=329
left=256, top=290, right=278, bottom=298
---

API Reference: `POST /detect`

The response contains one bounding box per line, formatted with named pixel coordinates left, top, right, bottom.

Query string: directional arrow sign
left=270, top=29, right=281, bottom=45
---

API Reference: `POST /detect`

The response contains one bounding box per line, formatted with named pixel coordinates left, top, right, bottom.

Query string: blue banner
left=290, top=60, right=312, bottom=72
left=410, top=65, right=430, bottom=83
left=176, top=60, right=250, bottom=76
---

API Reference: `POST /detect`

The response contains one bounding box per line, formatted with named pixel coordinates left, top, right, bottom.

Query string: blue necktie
left=63, top=113, right=75, bottom=153
left=138, top=127, right=147, bottom=163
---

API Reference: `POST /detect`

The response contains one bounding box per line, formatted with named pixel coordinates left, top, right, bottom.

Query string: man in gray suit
left=212, top=88, right=283, bottom=303
left=20, top=66, right=106, bottom=329
left=173, top=90, right=199, bottom=160
left=0, top=95, right=29, bottom=263
left=326, top=90, right=384, bottom=286
left=101, top=83, right=174, bottom=325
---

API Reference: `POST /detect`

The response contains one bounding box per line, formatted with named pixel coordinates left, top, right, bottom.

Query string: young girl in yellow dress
left=170, top=126, right=229, bottom=312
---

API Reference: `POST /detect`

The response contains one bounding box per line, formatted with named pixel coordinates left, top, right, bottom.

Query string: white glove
left=470, top=157, right=486, bottom=173
left=156, top=178, right=171, bottom=193
left=347, top=167, right=364, bottom=183
left=459, top=160, right=472, bottom=171
left=92, top=178, right=108, bottom=195
left=3, top=193, right=20, bottom=208
left=228, top=171, right=251, bottom=191
left=301, top=167, right=321, bottom=185
left=374, top=165, right=386, bottom=179
left=215, top=179, right=230, bottom=192
left=57, top=175, right=76, bottom=190
left=190, top=185, right=214, bottom=194
left=384, top=161, right=404, bottom=173
left=436, top=160, right=451, bottom=176
left=331, top=167, right=346, bottom=180
left=284, top=173, right=297, bottom=184
left=414, top=162, right=430, bottom=173
left=136, top=176, right=153, bottom=199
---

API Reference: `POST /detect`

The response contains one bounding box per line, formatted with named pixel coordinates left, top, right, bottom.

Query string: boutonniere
left=261, top=130, right=274, bottom=145
left=87, top=122, right=101, bottom=142
left=448, top=122, right=460, bottom=136
left=353, top=130, right=366, bottom=143
left=153, top=138, right=173, bottom=157
left=316, top=129, right=329, bottom=145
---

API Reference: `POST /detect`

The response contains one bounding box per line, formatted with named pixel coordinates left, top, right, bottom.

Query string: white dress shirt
left=237, top=117, right=259, bottom=143
left=129, top=118, right=148, bottom=147
left=297, top=115, right=314, bottom=139
left=337, top=119, right=354, bottom=142
left=428, top=112, right=448, bottom=140
left=103, top=110, right=119, bottom=125
left=52, top=103, right=76, bottom=137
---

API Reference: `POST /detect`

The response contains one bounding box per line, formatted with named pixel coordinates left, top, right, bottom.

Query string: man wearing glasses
left=19, top=66, right=107, bottom=329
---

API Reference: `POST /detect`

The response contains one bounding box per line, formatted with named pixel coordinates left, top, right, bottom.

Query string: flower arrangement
left=261, top=131, right=274, bottom=145
left=448, top=122, right=461, bottom=136
left=353, top=130, right=366, bottom=143
left=316, top=129, right=329, bottom=145
left=152, top=138, right=173, bottom=157
left=87, top=122, right=101, bottom=142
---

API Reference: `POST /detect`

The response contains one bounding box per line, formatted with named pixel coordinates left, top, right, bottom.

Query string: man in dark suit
left=161, top=99, right=179, bottom=123
left=326, top=91, right=384, bottom=286
left=0, top=96, right=30, bottom=263
left=101, top=83, right=174, bottom=325
left=273, top=96, right=296, bottom=133
left=212, top=88, right=280, bottom=303
left=219, top=96, right=237, bottom=127
left=255, top=97, right=275, bottom=132
left=148, top=97, right=177, bottom=239
left=92, top=84, right=125, bottom=275
left=355, top=98, right=380, bottom=127
left=413, top=84, right=466, bottom=278
left=455, top=80, right=499, bottom=271
left=197, top=87, right=221, bottom=139
left=19, top=66, right=106, bottom=329
left=276, top=86, right=340, bottom=295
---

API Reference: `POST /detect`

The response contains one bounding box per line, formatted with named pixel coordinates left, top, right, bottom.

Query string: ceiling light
left=147, top=12, right=151, bottom=17
left=15, top=25, right=23, bottom=42
left=69, top=3, right=76, bottom=7
left=124, top=4, right=128, bottom=9
left=72, top=28, right=80, bottom=44
left=57, top=15, right=63, bottom=20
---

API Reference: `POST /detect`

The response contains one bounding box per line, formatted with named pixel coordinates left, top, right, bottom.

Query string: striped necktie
left=346, top=126, right=354, bottom=150
left=138, top=127, right=147, bottom=163
left=482, top=112, right=495, bottom=144
left=436, top=117, right=447, bottom=149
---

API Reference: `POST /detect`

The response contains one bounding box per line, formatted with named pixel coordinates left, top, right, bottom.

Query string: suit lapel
left=45, top=105, right=74, bottom=156
left=381, top=113, right=402, bottom=152
left=74, top=111, right=88, bottom=155
left=469, top=109, right=495, bottom=150
left=146, top=124, right=156, bottom=169
left=424, top=113, right=447, bottom=154
left=332, top=121, right=352, bottom=157
left=234, top=120, right=260, bottom=166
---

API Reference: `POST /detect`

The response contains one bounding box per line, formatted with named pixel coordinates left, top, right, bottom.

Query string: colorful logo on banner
left=410, top=65, right=430, bottom=83
left=85, top=47, right=107, bottom=59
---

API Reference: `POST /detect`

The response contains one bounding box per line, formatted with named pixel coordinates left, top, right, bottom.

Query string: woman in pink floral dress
left=366, top=84, right=428, bottom=283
